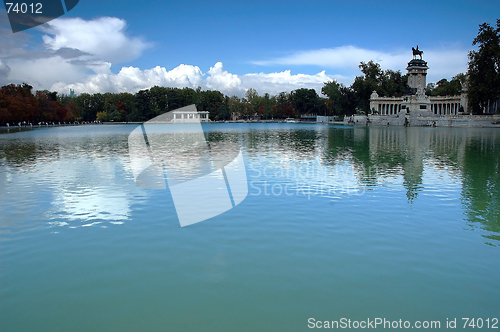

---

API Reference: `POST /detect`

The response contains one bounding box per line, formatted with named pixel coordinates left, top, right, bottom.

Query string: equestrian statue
left=412, top=45, right=424, bottom=60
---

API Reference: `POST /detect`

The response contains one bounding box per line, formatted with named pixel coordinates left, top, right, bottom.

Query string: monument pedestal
left=402, top=89, right=433, bottom=116
left=403, top=58, right=433, bottom=117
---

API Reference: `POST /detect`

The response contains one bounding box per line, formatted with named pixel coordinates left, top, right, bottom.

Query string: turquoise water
left=1, top=124, right=499, bottom=331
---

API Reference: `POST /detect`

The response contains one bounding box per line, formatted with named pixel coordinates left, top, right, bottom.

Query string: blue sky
left=0, top=0, right=499, bottom=97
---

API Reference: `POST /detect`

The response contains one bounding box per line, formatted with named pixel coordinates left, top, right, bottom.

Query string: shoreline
left=0, top=122, right=103, bottom=130
left=345, top=114, right=500, bottom=128
left=2, top=116, right=500, bottom=130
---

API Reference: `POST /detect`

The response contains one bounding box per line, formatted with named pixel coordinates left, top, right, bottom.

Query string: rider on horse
left=412, top=45, right=424, bottom=60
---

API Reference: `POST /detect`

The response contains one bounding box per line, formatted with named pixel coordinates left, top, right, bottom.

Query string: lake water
left=1, top=124, right=499, bottom=331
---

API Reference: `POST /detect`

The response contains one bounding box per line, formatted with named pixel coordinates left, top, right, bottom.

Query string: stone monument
left=366, top=45, right=468, bottom=125
left=401, top=47, right=433, bottom=116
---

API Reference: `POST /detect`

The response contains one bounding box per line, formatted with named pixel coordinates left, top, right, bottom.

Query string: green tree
left=228, top=95, right=243, bottom=119
left=351, top=61, right=408, bottom=114
left=240, top=98, right=254, bottom=119
left=215, top=96, right=231, bottom=120
left=275, top=92, right=294, bottom=118
left=291, top=88, right=319, bottom=116
left=166, top=88, right=182, bottom=112
left=104, top=92, right=135, bottom=121
left=359, top=60, right=383, bottom=82
left=351, top=61, right=409, bottom=114
left=245, top=88, right=262, bottom=115
left=197, top=90, right=224, bottom=120
left=134, top=89, right=154, bottom=121
left=427, top=76, right=463, bottom=96
left=148, top=86, right=168, bottom=115
left=96, top=111, right=109, bottom=122
left=339, top=85, right=356, bottom=116
left=262, top=93, right=274, bottom=119
left=180, top=87, right=198, bottom=106
left=58, top=92, right=80, bottom=121
left=467, top=19, right=500, bottom=114
left=380, top=70, right=407, bottom=97
left=322, top=81, right=343, bottom=115
left=76, top=93, right=104, bottom=121
left=352, top=61, right=381, bottom=113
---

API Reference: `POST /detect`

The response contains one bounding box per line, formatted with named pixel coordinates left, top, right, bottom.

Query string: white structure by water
left=171, top=109, right=210, bottom=123
left=344, top=47, right=500, bottom=126
left=146, top=104, right=210, bottom=123
left=369, top=56, right=468, bottom=117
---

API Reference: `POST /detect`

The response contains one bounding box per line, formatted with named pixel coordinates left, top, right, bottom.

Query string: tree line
left=0, top=83, right=328, bottom=124
left=0, top=67, right=462, bottom=125
left=1, top=19, right=498, bottom=125
left=0, top=82, right=350, bottom=125
left=467, top=19, right=500, bottom=114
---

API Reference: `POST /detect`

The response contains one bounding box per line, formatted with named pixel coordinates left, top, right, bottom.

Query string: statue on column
left=412, top=45, right=424, bottom=60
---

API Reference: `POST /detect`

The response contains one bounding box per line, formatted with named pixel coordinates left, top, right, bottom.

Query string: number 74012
left=462, top=318, right=498, bottom=329
left=5, top=3, right=42, bottom=14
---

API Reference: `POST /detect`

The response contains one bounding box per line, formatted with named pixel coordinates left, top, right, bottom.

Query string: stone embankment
left=344, top=115, right=500, bottom=128
left=0, top=121, right=103, bottom=132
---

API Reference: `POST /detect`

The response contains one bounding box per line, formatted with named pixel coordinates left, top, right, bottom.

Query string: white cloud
left=0, top=15, right=152, bottom=90
left=0, top=9, right=469, bottom=98
left=50, top=62, right=336, bottom=97
left=206, top=62, right=243, bottom=96
left=254, top=46, right=397, bottom=68
left=205, top=62, right=339, bottom=96
left=421, top=50, right=469, bottom=81
left=163, top=64, right=204, bottom=87
left=49, top=43, right=468, bottom=97
left=7, top=56, right=95, bottom=89
left=41, top=17, right=151, bottom=63
left=240, top=70, right=336, bottom=96
left=51, top=64, right=205, bottom=94
left=253, top=45, right=469, bottom=84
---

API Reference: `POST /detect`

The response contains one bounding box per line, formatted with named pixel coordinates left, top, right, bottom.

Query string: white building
left=146, top=104, right=210, bottom=123
left=171, top=109, right=210, bottom=123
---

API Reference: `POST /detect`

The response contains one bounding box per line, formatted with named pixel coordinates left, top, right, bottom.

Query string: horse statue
left=412, top=45, right=424, bottom=60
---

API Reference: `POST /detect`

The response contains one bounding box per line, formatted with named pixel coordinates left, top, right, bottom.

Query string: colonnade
left=172, top=111, right=210, bottom=122
left=378, top=103, right=402, bottom=115
left=431, top=102, right=461, bottom=115
left=376, top=102, right=462, bottom=116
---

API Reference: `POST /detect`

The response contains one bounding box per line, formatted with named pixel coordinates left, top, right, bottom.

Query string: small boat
left=285, top=118, right=296, bottom=123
